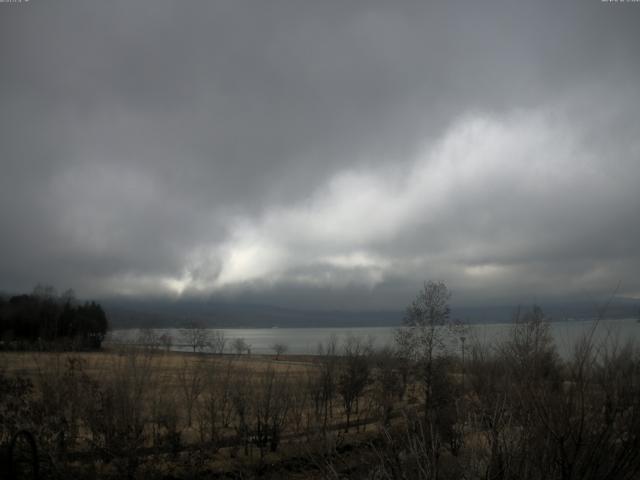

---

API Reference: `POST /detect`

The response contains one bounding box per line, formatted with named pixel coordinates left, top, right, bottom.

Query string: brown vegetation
left=2, top=289, right=640, bottom=479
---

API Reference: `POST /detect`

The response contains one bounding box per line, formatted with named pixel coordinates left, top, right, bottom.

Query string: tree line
left=0, top=285, right=109, bottom=350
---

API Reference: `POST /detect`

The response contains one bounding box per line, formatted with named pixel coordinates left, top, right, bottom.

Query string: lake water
left=107, top=318, right=640, bottom=358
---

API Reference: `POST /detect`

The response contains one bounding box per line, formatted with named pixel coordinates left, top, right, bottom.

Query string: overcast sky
left=1, top=0, right=639, bottom=308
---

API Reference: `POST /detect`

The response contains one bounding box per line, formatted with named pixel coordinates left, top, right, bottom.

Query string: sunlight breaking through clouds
left=148, top=108, right=633, bottom=302
left=3, top=0, right=639, bottom=306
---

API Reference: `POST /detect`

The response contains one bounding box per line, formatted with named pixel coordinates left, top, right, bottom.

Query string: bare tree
left=150, top=387, right=181, bottom=453
left=395, top=280, right=456, bottom=478
left=251, top=367, right=292, bottom=456
left=312, top=335, right=339, bottom=432
left=337, top=335, right=372, bottom=432
left=230, top=367, right=252, bottom=456
left=371, top=346, right=406, bottom=426
left=159, top=332, right=173, bottom=352
left=232, top=337, right=249, bottom=356
left=176, top=357, right=205, bottom=428
left=180, top=321, right=209, bottom=353
left=209, top=329, right=227, bottom=355
left=80, top=348, right=157, bottom=479
left=396, top=281, right=455, bottom=405
left=271, top=342, right=288, bottom=360
left=503, top=305, right=558, bottom=380
left=289, top=376, right=311, bottom=434
left=197, top=359, right=235, bottom=447
left=136, top=328, right=160, bottom=350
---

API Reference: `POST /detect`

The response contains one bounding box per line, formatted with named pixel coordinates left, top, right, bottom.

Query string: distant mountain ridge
left=101, top=296, right=640, bottom=329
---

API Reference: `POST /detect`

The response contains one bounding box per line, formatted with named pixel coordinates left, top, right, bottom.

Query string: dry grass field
left=1, top=346, right=395, bottom=479
left=3, top=314, right=640, bottom=480
left=0, top=349, right=315, bottom=379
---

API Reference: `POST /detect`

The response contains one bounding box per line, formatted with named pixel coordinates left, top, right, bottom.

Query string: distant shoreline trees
left=0, top=285, right=109, bottom=350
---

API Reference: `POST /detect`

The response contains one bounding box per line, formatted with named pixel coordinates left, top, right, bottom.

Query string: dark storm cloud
left=1, top=0, right=639, bottom=306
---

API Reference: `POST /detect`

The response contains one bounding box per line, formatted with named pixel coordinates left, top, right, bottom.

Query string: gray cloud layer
left=1, top=0, right=639, bottom=308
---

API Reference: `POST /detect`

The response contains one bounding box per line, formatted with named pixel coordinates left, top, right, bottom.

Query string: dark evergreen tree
left=0, top=287, right=109, bottom=350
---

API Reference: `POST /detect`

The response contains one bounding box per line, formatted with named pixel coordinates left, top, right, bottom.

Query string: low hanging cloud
left=1, top=1, right=639, bottom=308
left=117, top=108, right=639, bottom=305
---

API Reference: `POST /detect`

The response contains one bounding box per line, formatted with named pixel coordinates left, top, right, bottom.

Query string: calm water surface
left=108, top=318, right=640, bottom=358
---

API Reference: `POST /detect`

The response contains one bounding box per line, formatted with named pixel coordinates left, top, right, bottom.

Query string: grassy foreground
left=2, top=316, right=640, bottom=480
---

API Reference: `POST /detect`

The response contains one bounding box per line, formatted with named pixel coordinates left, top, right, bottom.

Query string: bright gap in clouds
left=152, top=108, right=608, bottom=298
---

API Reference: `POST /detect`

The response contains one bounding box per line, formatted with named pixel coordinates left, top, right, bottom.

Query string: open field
left=0, top=345, right=412, bottom=479
left=0, top=349, right=316, bottom=378
left=3, top=316, right=640, bottom=480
